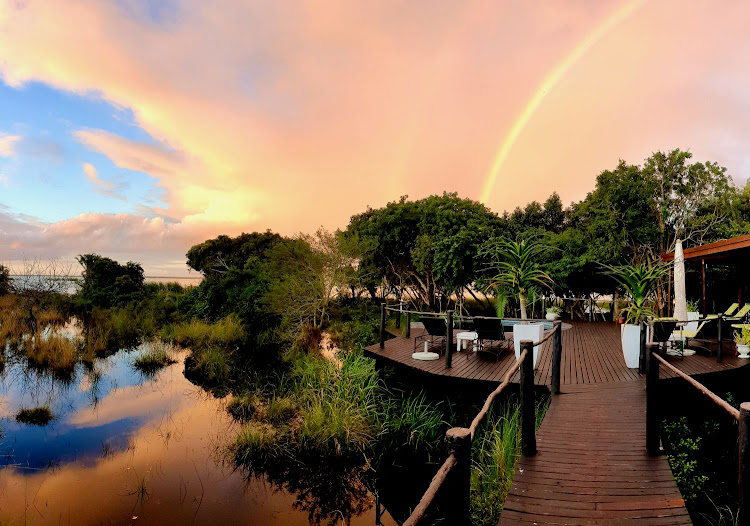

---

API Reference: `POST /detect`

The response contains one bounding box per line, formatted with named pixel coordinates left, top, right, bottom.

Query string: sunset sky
left=1, top=0, right=749, bottom=275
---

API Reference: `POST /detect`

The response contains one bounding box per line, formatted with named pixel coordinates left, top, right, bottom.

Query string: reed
left=133, top=341, right=177, bottom=371
left=25, top=332, right=79, bottom=371
left=168, top=315, right=244, bottom=351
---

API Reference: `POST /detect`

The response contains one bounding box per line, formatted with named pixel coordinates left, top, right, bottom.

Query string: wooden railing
left=391, top=322, right=563, bottom=525
left=646, top=346, right=750, bottom=523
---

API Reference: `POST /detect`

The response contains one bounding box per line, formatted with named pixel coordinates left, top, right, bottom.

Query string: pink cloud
left=0, top=134, right=20, bottom=158
left=1, top=1, right=750, bottom=272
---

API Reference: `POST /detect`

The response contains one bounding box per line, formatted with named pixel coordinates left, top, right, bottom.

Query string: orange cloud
left=1, top=0, right=750, bottom=273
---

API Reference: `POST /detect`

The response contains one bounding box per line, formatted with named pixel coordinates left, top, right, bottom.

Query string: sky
left=1, top=0, right=750, bottom=275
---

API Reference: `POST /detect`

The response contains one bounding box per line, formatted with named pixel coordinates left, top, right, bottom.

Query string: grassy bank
left=231, top=349, right=445, bottom=463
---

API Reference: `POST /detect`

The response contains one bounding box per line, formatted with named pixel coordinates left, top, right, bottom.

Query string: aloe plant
left=602, top=262, right=668, bottom=324
left=483, top=238, right=553, bottom=321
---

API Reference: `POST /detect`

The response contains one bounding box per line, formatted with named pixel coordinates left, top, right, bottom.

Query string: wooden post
left=701, top=258, right=707, bottom=317
left=445, top=310, right=454, bottom=368
left=405, top=311, right=411, bottom=338
left=379, top=302, right=386, bottom=349
left=646, top=348, right=660, bottom=456
left=445, top=427, right=472, bottom=525
left=551, top=321, right=562, bottom=395
left=639, top=319, right=649, bottom=375
left=739, top=403, right=750, bottom=525
left=717, top=313, right=723, bottom=364
left=520, top=340, right=537, bottom=456
left=395, top=308, right=401, bottom=329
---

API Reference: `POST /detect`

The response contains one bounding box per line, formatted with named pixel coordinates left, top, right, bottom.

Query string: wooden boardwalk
left=499, top=382, right=691, bottom=525
left=364, top=322, right=749, bottom=524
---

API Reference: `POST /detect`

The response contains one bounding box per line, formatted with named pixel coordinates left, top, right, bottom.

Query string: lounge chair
left=706, top=303, right=742, bottom=320
left=472, top=317, right=512, bottom=360
left=414, top=317, right=447, bottom=355
left=672, top=319, right=711, bottom=356
left=726, top=304, right=750, bottom=322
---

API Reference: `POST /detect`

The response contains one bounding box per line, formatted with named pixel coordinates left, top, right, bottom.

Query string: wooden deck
left=364, top=321, right=747, bottom=386
left=364, top=322, right=749, bottom=524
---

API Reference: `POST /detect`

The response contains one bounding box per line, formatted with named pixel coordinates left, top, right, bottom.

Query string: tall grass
left=165, top=315, right=244, bottom=350
left=233, top=349, right=447, bottom=462
left=25, top=332, right=79, bottom=371
left=470, top=396, right=550, bottom=526
left=133, top=341, right=177, bottom=372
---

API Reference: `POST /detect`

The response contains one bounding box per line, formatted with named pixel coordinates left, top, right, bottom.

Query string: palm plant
left=483, top=238, right=553, bottom=321
left=602, top=262, right=668, bottom=324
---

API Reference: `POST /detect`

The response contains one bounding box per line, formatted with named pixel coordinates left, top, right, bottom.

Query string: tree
left=482, top=237, right=553, bottom=320
left=0, top=264, right=9, bottom=296
left=264, top=228, right=356, bottom=341
left=186, top=231, right=284, bottom=276
left=8, top=258, right=74, bottom=333
left=77, top=254, right=145, bottom=308
left=644, top=149, right=735, bottom=256
left=344, top=193, right=502, bottom=310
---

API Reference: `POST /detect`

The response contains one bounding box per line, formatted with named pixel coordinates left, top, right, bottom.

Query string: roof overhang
left=662, top=233, right=750, bottom=263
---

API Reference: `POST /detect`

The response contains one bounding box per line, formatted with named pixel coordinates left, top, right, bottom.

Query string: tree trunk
left=613, top=289, right=620, bottom=321
left=520, top=293, right=528, bottom=322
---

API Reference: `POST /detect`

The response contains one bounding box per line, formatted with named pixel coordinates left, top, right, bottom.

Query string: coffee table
left=455, top=331, right=478, bottom=352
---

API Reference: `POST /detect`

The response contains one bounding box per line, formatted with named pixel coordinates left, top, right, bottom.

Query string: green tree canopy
left=77, top=254, right=145, bottom=308
left=344, top=192, right=502, bottom=310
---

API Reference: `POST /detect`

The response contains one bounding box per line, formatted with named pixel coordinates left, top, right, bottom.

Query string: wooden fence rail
left=392, top=321, right=562, bottom=526
left=647, top=347, right=750, bottom=524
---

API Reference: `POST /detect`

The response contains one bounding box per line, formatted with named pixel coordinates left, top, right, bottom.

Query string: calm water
left=0, top=344, right=398, bottom=525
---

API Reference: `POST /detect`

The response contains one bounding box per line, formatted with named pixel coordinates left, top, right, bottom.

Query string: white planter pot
left=545, top=312, right=560, bottom=321
left=620, top=323, right=646, bottom=368
left=685, top=311, right=700, bottom=332
left=738, top=344, right=750, bottom=359
left=514, top=323, right=544, bottom=369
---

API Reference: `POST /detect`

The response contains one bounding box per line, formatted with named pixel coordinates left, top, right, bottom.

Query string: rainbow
left=480, top=0, right=647, bottom=204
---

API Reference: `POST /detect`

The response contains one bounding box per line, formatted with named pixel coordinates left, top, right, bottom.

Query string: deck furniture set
left=412, top=316, right=513, bottom=361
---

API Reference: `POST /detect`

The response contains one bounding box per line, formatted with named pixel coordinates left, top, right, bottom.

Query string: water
left=0, top=344, right=398, bottom=525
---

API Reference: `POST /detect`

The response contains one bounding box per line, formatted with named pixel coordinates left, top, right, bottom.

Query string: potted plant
left=483, top=237, right=553, bottom=368
left=546, top=305, right=561, bottom=321
left=603, top=261, right=668, bottom=369
left=736, top=327, right=750, bottom=359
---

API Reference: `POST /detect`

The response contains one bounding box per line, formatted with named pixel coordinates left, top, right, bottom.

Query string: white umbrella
left=674, top=238, right=688, bottom=322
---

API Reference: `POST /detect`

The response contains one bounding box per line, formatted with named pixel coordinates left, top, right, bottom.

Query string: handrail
left=400, top=335, right=549, bottom=525
left=469, top=348, right=528, bottom=439
left=532, top=325, right=558, bottom=347
left=401, top=453, right=458, bottom=526
left=652, top=352, right=739, bottom=421
left=646, top=347, right=750, bottom=520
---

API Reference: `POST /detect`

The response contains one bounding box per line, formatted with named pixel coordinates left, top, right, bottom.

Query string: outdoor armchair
left=414, top=316, right=447, bottom=355
left=472, top=317, right=512, bottom=361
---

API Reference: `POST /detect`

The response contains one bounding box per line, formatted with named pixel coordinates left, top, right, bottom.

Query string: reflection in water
left=0, top=347, right=398, bottom=525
